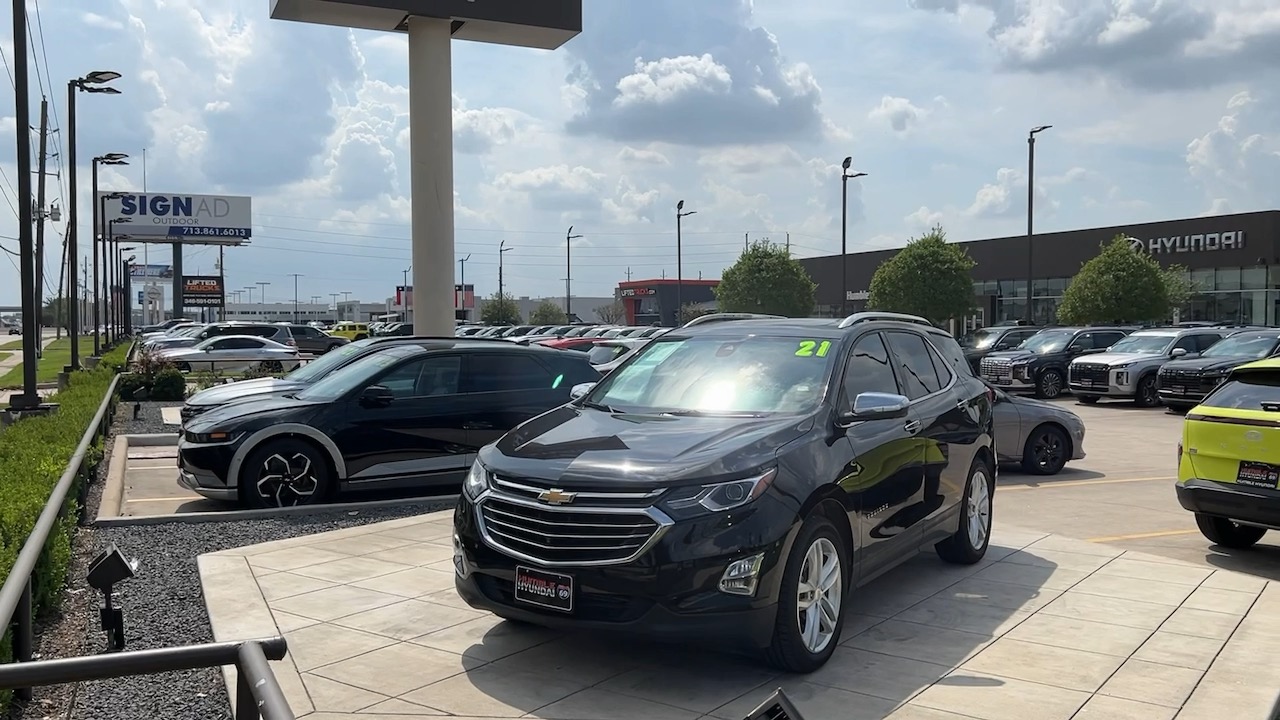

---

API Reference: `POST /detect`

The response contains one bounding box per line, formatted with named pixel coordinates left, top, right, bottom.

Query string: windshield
left=1202, top=372, right=1280, bottom=410
left=1106, top=334, right=1173, bottom=354
left=287, top=339, right=376, bottom=382
left=962, top=328, right=1001, bottom=349
left=587, top=344, right=631, bottom=365
left=585, top=335, right=837, bottom=415
left=1202, top=335, right=1280, bottom=359
left=296, top=346, right=417, bottom=402
left=1018, top=330, right=1074, bottom=354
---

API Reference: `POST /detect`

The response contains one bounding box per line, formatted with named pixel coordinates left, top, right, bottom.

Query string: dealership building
left=798, top=210, right=1280, bottom=327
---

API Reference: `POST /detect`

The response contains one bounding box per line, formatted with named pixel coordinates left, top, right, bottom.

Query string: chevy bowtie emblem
left=538, top=488, right=577, bottom=505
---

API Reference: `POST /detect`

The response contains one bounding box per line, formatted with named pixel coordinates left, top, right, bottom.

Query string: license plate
left=514, top=566, right=574, bottom=613
left=1236, top=461, right=1280, bottom=489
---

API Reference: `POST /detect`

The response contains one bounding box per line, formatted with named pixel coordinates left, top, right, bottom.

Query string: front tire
left=1035, top=369, right=1064, bottom=399
left=1077, top=395, right=1099, bottom=405
left=1021, top=425, right=1069, bottom=475
left=936, top=456, right=994, bottom=564
left=1195, top=514, right=1266, bottom=549
left=765, top=515, right=847, bottom=673
left=239, top=438, right=333, bottom=509
left=1134, top=374, right=1159, bottom=408
left=259, top=360, right=284, bottom=373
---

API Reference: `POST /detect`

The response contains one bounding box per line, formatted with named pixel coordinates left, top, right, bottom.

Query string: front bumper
left=1176, top=478, right=1280, bottom=529
left=177, top=437, right=239, bottom=501
left=981, top=366, right=1036, bottom=389
left=451, top=492, right=799, bottom=650
left=1158, top=375, right=1225, bottom=407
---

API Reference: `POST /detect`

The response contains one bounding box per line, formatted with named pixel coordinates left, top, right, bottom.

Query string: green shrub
left=0, top=365, right=118, bottom=706
left=150, top=369, right=186, bottom=400
left=100, top=342, right=132, bottom=374
left=117, top=372, right=149, bottom=400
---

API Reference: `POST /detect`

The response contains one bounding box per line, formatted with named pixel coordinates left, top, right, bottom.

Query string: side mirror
left=840, top=392, right=910, bottom=424
left=1170, top=347, right=1188, bottom=358
left=569, top=382, right=596, bottom=400
left=359, top=385, right=394, bottom=408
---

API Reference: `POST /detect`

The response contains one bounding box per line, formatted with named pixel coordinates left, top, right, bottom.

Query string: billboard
left=98, top=193, right=252, bottom=243
left=131, top=263, right=174, bottom=279
left=181, top=275, right=225, bottom=307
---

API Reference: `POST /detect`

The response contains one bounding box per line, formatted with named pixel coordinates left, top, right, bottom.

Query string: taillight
left=985, top=386, right=996, bottom=406
left=1177, top=441, right=1182, bottom=463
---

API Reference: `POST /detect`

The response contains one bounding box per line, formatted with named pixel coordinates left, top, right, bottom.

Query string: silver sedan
left=988, top=382, right=1087, bottom=475
left=159, top=335, right=302, bottom=373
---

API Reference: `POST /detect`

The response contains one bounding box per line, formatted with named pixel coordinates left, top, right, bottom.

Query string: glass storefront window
left=1242, top=267, right=1267, bottom=290
left=1191, top=268, right=1214, bottom=293
left=1216, top=267, right=1241, bottom=292
left=999, top=279, right=1027, bottom=298
left=1271, top=266, right=1280, bottom=290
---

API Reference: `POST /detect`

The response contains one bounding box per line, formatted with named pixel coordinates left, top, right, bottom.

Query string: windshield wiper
left=582, top=400, right=623, bottom=413
left=658, top=409, right=767, bottom=418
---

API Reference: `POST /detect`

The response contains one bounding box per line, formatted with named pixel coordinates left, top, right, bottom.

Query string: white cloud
left=617, top=147, right=671, bottom=165
left=613, top=54, right=733, bottom=108
left=1186, top=90, right=1280, bottom=213
left=906, top=206, right=945, bottom=229
left=868, top=96, right=928, bottom=133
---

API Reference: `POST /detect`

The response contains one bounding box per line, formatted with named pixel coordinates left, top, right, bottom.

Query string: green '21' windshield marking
left=796, top=340, right=832, bottom=357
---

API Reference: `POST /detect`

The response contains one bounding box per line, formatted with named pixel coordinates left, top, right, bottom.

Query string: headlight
left=661, top=468, right=778, bottom=518
left=184, top=430, right=233, bottom=443
left=1111, top=363, right=1132, bottom=369
left=463, top=461, right=489, bottom=500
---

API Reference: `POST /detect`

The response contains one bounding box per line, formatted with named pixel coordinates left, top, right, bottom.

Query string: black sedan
left=178, top=342, right=599, bottom=508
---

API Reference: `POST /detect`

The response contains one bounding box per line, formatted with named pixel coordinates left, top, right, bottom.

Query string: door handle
left=904, top=420, right=921, bottom=435
left=464, top=421, right=493, bottom=430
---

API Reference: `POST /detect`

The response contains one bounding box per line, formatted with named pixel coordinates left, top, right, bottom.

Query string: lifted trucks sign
left=1127, top=231, right=1245, bottom=254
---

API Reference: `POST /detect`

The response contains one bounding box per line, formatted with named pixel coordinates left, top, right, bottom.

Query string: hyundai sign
left=98, top=192, right=252, bottom=245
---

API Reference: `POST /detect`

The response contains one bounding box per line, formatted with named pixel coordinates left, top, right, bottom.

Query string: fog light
left=1116, top=371, right=1128, bottom=385
left=452, top=533, right=468, bottom=578
left=719, top=553, right=764, bottom=596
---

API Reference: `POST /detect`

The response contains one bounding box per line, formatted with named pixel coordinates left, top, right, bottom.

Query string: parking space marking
left=999, top=475, right=1174, bottom=491
left=1087, top=528, right=1198, bottom=543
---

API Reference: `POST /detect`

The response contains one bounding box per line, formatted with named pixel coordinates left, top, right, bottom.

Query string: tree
left=595, top=301, right=626, bottom=324
left=1161, top=264, right=1199, bottom=313
left=1056, top=235, right=1170, bottom=324
left=529, top=300, right=567, bottom=325
left=678, top=303, right=713, bottom=325
left=867, top=225, right=975, bottom=325
left=480, top=292, right=522, bottom=325
left=715, top=240, right=816, bottom=317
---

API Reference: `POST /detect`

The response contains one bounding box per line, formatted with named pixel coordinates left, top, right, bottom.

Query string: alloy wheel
left=1040, top=371, right=1062, bottom=397
left=796, top=537, right=842, bottom=654
left=256, top=452, right=318, bottom=507
left=967, top=470, right=991, bottom=550
left=1032, top=432, right=1063, bottom=471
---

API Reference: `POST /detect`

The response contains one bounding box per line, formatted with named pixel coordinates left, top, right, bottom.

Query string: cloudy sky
left=0, top=0, right=1277, bottom=308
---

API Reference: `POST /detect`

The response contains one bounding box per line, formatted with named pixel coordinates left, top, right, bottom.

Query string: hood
left=1162, top=355, right=1256, bottom=373
left=985, top=350, right=1041, bottom=362
left=1008, top=393, right=1081, bottom=423
left=185, top=394, right=319, bottom=432
left=483, top=404, right=812, bottom=487
left=186, top=377, right=307, bottom=407
left=1072, top=351, right=1159, bottom=366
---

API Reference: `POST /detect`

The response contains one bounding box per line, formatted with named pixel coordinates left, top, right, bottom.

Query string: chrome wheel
left=256, top=452, right=319, bottom=507
left=967, top=469, right=992, bottom=550
left=796, top=537, right=842, bottom=654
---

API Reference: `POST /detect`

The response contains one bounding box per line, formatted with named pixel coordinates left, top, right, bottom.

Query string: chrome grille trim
left=491, top=475, right=664, bottom=501
left=473, top=491, right=673, bottom=568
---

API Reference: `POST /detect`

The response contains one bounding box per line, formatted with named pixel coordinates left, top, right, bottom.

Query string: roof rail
left=837, top=311, right=934, bottom=329
left=681, top=312, right=786, bottom=328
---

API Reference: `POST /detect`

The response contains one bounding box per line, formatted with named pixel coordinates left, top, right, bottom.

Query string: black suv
left=281, top=324, right=348, bottom=354
left=979, top=326, right=1132, bottom=398
left=961, top=323, right=1042, bottom=372
left=1158, top=328, right=1280, bottom=410
left=178, top=341, right=599, bottom=508
left=452, top=312, right=996, bottom=672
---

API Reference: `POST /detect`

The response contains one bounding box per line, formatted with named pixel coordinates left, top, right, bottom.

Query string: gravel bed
left=16, top=400, right=456, bottom=720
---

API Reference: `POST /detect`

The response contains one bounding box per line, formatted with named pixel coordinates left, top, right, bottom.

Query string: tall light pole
left=341, top=291, right=351, bottom=321
left=676, top=201, right=696, bottom=326
left=244, top=286, right=256, bottom=305
left=287, top=273, right=302, bottom=322
left=65, top=71, right=122, bottom=370
left=1026, top=125, right=1052, bottom=324
left=565, top=226, right=582, bottom=321
left=329, top=292, right=339, bottom=320
left=106, top=218, right=129, bottom=343
left=498, top=240, right=512, bottom=300
left=92, top=160, right=127, bottom=352
left=458, top=254, right=471, bottom=323
left=840, top=157, right=868, bottom=316
left=117, top=246, right=135, bottom=335
left=9, top=0, right=37, bottom=408
left=257, top=281, right=271, bottom=317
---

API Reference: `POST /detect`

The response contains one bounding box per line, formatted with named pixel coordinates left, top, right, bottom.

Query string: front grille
left=490, top=475, right=663, bottom=508
left=478, top=497, right=667, bottom=566
left=1159, top=368, right=1218, bottom=396
left=1069, top=363, right=1110, bottom=387
left=980, top=357, right=1012, bottom=384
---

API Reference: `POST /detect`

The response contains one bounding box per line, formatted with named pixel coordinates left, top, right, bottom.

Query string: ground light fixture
left=86, top=543, right=139, bottom=651
left=743, top=688, right=808, bottom=720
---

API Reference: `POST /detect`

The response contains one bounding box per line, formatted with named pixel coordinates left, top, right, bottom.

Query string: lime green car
left=1176, top=356, right=1280, bottom=548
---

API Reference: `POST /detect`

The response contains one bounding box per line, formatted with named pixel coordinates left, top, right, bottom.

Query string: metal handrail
left=0, top=371, right=120, bottom=702
left=0, top=637, right=294, bottom=720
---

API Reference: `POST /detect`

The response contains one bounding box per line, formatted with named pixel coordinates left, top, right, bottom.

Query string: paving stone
left=804, top=647, right=949, bottom=701
left=1132, top=631, right=1225, bottom=671
left=529, top=688, right=700, bottom=720
left=1099, top=658, right=1202, bottom=708
left=1072, top=694, right=1176, bottom=720
left=911, top=669, right=1090, bottom=720
left=311, top=642, right=480, bottom=697
left=1157, top=607, right=1242, bottom=641
left=1004, top=613, right=1153, bottom=657
left=844, top=619, right=994, bottom=667
left=960, top=637, right=1125, bottom=692
left=1038, top=591, right=1175, bottom=630
left=402, top=665, right=589, bottom=717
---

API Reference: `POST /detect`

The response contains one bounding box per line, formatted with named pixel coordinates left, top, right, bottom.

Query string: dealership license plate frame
left=514, top=565, right=575, bottom=613
left=1236, top=460, right=1280, bottom=489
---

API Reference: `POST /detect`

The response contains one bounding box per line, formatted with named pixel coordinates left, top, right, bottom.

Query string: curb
left=96, top=494, right=459, bottom=527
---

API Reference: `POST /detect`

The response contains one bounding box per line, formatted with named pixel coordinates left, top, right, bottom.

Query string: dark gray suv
left=282, top=324, right=348, bottom=354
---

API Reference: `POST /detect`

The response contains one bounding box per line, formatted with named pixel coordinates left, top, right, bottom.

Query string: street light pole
left=840, top=157, right=868, bottom=317
left=257, top=281, right=271, bottom=317
left=458, top=254, right=471, bottom=322
left=1026, top=125, right=1052, bottom=324
left=106, top=219, right=128, bottom=343
left=676, top=201, right=696, bottom=326
left=565, top=226, right=582, bottom=321
left=10, top=0, right=38, bottom=408
left=288, top=274, right=302, bottom=322
left=498, top=240, right=512, bottom=300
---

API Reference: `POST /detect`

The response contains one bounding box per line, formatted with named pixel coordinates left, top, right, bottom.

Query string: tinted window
left=287, top=339, right=377, bottom=382
left=376, top=355, right=461, bottom=398
left=886, top=332, right=943, bottom=400
left=1194, top=334, right=1224, bottom=352
left=587, top=344, right=629, bottom=365
left=926, top=331, right=973, bottom=378
left=1009, top=330, right=1039, bottom=346
left=1091, top=332, right=1126, bottom=349
left=1201, top=372, right=1280, bottom=410
left=841, top=333, right=897, bottom=402
left=1202, top=334, right=1280, bottom=358
left=1171, top=335, right=1198, bottom=353
left=467, top=354, right=554, bottom=392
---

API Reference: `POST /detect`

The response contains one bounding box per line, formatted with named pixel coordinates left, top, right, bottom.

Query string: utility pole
left=565, top=226, right=582, bottom=321
left=458, top=254, right=470, bottom=323
left=10, top=0, right=40, bottom=410
left=288, top=273, right=302, bottom=322
left=498, top=240, right=512, bottom=300
left=744, top=232, right=748, bottom=252
left=626, top=267, right=632, bottom=282
left=32, top=98, right=48, bottom=347
left=786, top=233, right=790, bottom=253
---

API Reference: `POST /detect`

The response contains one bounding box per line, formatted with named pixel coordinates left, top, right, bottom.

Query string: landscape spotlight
left=86, top=543, right=138, bottom=651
